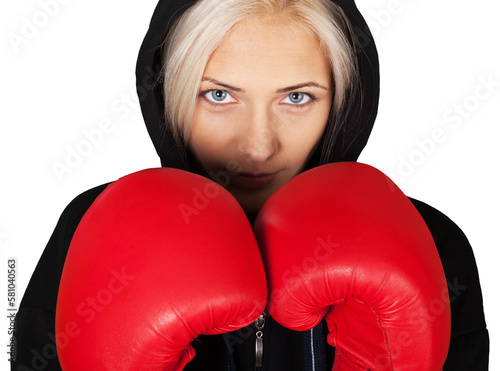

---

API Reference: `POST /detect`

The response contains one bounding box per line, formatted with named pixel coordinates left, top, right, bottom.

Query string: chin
left=230, top=187, right=273, bottom=215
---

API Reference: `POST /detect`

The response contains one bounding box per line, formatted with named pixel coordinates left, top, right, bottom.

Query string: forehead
left=203, top=15, right=331, bottom=89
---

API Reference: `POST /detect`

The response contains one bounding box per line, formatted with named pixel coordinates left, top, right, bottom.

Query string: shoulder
left=55, top=183, right=111, bottom=243
left=20, top=183, right=111, bottom=311
left=45, top=181, right=112, bottom=262
left=409, top=198, right=475, bottom=272
left=409, top=197, right=487, bottom=338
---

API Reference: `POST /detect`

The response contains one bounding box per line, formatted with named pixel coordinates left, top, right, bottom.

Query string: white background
left=1, top=0, right=499, bottom=369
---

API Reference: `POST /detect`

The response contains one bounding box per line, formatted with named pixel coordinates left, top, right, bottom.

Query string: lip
left=230, top=171, right=280, bottom=189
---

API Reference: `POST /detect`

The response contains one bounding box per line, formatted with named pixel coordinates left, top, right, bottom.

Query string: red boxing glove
left=56, top=168, right=267, bottom=370
left=255, top=162, right=450, bottom=370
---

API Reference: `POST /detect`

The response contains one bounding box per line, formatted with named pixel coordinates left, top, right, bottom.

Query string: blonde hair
left=162, top=0, right=358, bottom=145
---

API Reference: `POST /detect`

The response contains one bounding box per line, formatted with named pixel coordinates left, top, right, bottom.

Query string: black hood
left=136, top=0, right=379, bottom=171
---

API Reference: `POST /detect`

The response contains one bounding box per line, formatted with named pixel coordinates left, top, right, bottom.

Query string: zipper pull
left=255, top=312, right=266, bottom=368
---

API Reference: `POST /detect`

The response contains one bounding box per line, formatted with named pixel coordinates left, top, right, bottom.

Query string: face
left=189, top=15, right=333, bottom=213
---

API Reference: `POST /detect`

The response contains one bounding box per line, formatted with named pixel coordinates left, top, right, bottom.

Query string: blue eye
left=283, top=92, right=312, bottom=105
left=204, top=89, right=235, bottom=104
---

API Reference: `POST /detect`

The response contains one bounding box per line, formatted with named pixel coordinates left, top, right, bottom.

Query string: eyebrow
left=276, top=82, right=329, bottom=93
left=201, top=77, right=328, bottom=93
left=201, top=77, right=244, bottom=92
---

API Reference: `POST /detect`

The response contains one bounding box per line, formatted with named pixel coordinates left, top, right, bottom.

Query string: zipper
left=255, top=311, right=266, bottom=369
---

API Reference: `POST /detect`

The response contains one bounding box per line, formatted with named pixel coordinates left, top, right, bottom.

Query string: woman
left=13, top=0, right=488, bottom=370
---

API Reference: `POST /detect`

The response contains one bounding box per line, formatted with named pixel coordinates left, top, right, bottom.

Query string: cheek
left=279, top=107, right=330, bottom=164
left=189, top=109, right=237, bottom=166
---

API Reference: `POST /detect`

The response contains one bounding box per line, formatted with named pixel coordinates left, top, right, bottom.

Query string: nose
left=237, top=108, right=279, bottom=162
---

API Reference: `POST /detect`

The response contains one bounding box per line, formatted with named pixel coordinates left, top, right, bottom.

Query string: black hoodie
left=13, top=0, right=488, bottom=370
